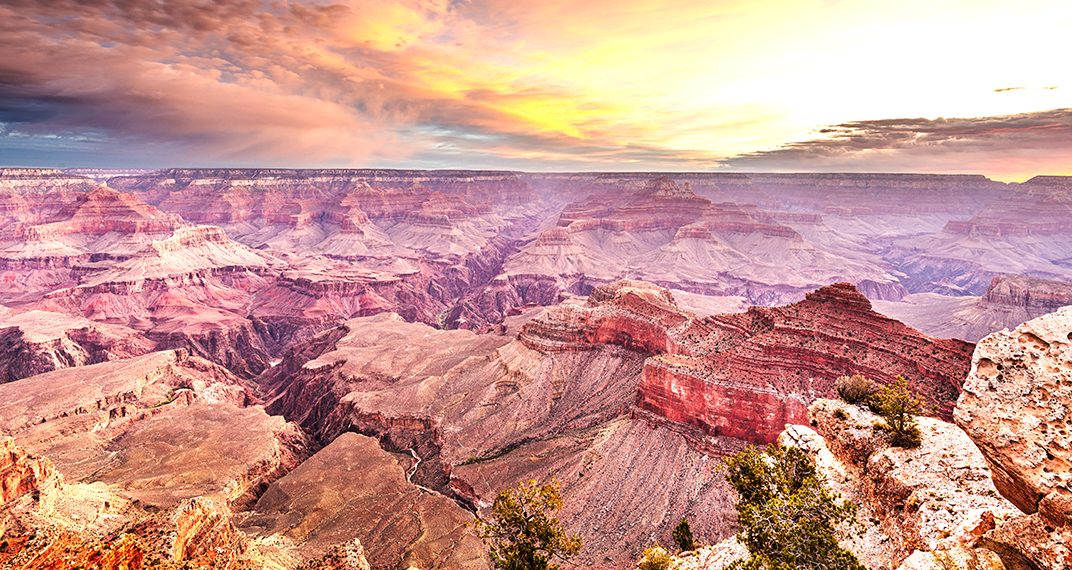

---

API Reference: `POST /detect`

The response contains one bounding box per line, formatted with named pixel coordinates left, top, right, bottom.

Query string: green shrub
left=835, top=374, right=875, bottom=405
left=870, top=376, right=923, bottom=448
left=673, top=517, right=695, bottom=552
left=469, top=478, right=583, bottom=570
left=637, top=545, right=672, bottom=570
left=723, top=444, right=865, bottom=570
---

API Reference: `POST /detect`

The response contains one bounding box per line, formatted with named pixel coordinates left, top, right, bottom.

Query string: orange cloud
left=2, top=0, right=1071, bottom=176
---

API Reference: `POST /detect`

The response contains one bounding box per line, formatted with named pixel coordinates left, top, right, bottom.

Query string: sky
left=1, top=0, right=1070, bottom=181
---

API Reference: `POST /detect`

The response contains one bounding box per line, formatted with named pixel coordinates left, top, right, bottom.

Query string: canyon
left=0, top=167, right=1068, bottom=569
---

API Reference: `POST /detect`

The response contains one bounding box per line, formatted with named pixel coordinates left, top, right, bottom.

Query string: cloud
left=1, top=0, right=1071, bottom=175
left=719, top=109, right=1072, bottom=181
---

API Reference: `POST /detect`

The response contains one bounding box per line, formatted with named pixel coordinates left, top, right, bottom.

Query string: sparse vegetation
left=637, top=545, right=672, bottom=570
left=673, top=517, right=695, bottom=552
left=870, top=376, right=924, bottom=448
left=723, top=444, right=865, bottom=570
left=469, top=478, right=582, bottom=570
left=835, top=374, right=876, bottom=405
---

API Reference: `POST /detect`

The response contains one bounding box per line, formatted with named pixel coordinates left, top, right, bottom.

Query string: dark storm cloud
left=720, top=109, right=1072, bottom=178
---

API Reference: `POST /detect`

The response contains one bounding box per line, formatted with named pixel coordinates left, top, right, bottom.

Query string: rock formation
left=0, top=438, right=59, bottom=505
left=0, top=350, right=306, bottom=500
left=875, top=274, right=1072, bottom=342
left=492, top=177, right=905, bottom=315
left=1, top=167, right=1065, bottom=569
left=0, top=306, right=156, bottom=383
left=889, top=176, right=1072, bottom=296
left=634, top=282, right=973, bottom=442
left=258, top=279, right=973, bottom=568
left=955, top=305, right=1072, bottom=570
left=803, top=400, right=1018, bottom=566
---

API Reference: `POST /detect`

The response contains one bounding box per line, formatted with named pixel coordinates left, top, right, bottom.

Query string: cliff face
left=787, top=400, right=1018, bottom=570
left=633, top=282, right=973, bottom=443
left=0, top=438, right=60, bottom=505
left=889, top=177, right=1072, bottom=296
left=982, top=274, right=1072, bottom=312
left=259, top=280, right=971, bottom=569
left=0, top=307, right=157, bottom=383
left=259, top=307, right=740, bottom=569
left=954, top=305, right=1072, bottom=570
left=0, top=168, right=99, bottom=195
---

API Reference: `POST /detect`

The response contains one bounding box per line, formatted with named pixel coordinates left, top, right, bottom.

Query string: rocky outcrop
left=517, top=280, right=714, bottom=355
left=953, top=305, right=1072, bottom=570
left=170, top=497, right=249, bottom=562
left=803, top=400, right=1018, bottom=566
left=635, top=282, right=974, bottom=444
left=982, top=274, right=1072, bottom=313
left=954, top=306, right=1072, bottom=518
left=0, top=350, right=309, bottom=501
left=0, top=438, right=60, bottom=505
left=0, top=307, right=156, bottom=383
left=0, top=495, right=251, bottom=569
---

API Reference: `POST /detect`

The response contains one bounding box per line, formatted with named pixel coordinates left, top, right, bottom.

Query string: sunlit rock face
left=633, top=282, right=973, bottom=442
left=954, top=306, right=1072, bottom=570
left=0, top=306, right=156, bottom=383
left=784, top=400, right=1018, bottom=570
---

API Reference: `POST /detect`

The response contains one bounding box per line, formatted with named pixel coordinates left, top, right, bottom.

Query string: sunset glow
left=1, top=0, right=1070, bottom=179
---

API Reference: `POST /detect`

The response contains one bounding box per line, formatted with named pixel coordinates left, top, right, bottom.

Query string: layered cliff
left=889, top=176, right=1072, bottom=295
left=0, top=306, right=156, bottom=383
left=631, top=282, right=973, bottom=442
left=499, top=177, right=904, bottom=310
left=0, top=168, right=98, bottom=195
left=259, top=280, right=972, bottom=568
left=875, top=274, right=1072, bottom=342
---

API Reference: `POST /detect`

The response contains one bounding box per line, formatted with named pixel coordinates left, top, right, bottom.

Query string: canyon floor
left=0, top=168, right=1070, bottom=569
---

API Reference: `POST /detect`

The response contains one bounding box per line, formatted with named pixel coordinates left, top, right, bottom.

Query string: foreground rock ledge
left=955, top=305, right=1072, bottom=570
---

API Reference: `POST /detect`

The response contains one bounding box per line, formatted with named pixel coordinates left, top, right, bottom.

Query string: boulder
left=954, top=306, right=1072, bottom=519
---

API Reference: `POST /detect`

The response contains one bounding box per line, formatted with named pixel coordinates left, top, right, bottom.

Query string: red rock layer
left=517, top=280, right=722, bottom=355
left=0, top=314, right=157, bottom=384
left=633, top=283, right=973, bottom=443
